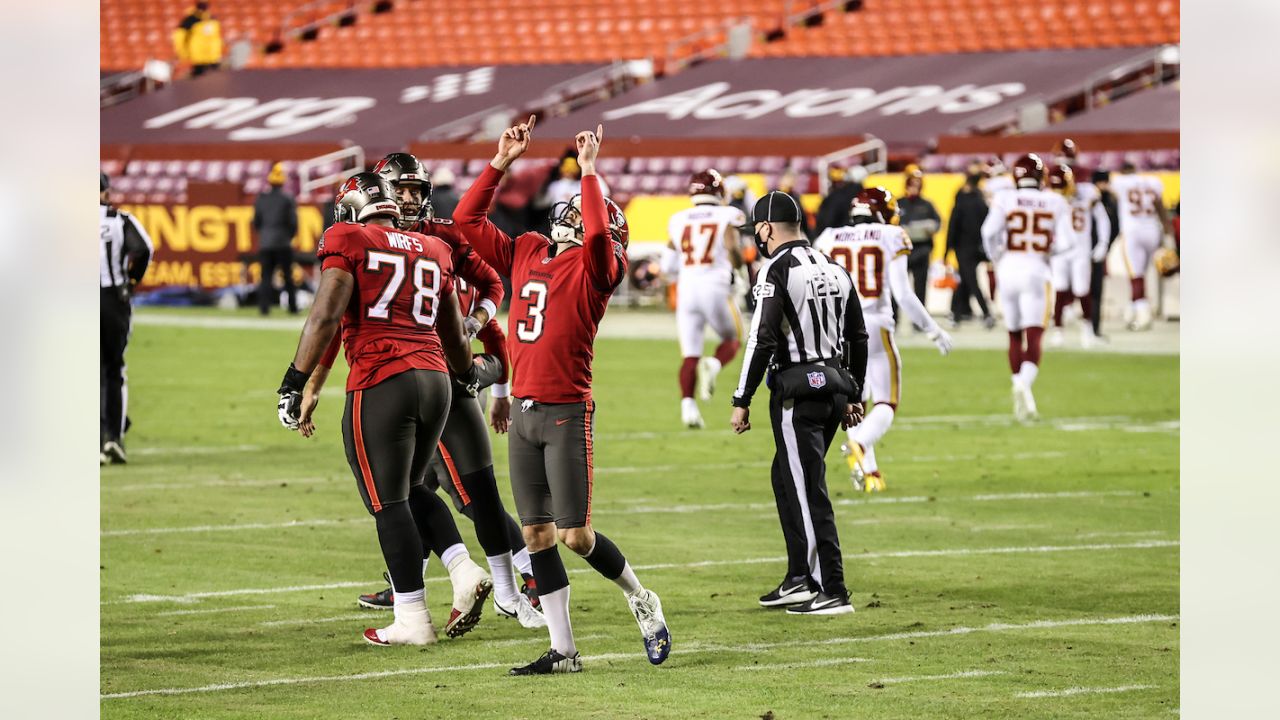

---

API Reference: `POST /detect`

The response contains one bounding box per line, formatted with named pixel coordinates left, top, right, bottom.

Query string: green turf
left=101, top=311, right=1179, bottom=719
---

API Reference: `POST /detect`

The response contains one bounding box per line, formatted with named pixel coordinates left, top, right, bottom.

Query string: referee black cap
left=739, top=190, right=804, bottom=232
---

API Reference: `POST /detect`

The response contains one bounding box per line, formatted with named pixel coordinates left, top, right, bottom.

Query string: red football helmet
left=1012, top=153, right=1046, bottom=189
left=850, top=187, right=899, bottom=225
left=689, top=169, right=725, bottom=204
left=1055, top=138, right=1078, bottom=161
left=1046, top=163, right=1074, bottom=195
left=549, top=194, right=629, bottom=248
left=605, top=197, right=630, bottom=248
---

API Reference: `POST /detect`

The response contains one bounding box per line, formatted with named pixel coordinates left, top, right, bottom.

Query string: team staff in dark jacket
left=946, top=165, right=995, bottom=328
left=898, top=169, right=941, bottom=314
left=253, top=162, right=300, bottom=315
left=1090, top=169, right=1121, bottom=338
left=814, top=165, right=865, bottom=237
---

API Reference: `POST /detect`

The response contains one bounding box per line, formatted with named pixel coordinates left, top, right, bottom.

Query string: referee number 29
left=516, top=280, right=548, bottom=342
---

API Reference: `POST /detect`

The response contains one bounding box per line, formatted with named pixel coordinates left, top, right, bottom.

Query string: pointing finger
left=527, top=114, right=537, bottom=131
left=596, top=124, right=603, bottom=143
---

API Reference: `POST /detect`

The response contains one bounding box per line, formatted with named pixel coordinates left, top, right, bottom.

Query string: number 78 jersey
left=814, top=223, right=912, bottom=325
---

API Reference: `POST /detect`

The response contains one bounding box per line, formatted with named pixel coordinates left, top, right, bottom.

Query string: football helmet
left=335, top=172, right=401, bottom=223
left=1055, top=138, right=1078, bottom=162
left=1153, top=247, right=1180, bottom=277
left=549, top=194, right=629, bottom=248
left=1046, top=163, right=1075, bottom=196
left=689, top=169, right=725, bottom=205
left=1012, top=153, right=1046, bottom=189
left=850, top=187, right=899, bottom=225
left=374, top=152, right=432, bottom=227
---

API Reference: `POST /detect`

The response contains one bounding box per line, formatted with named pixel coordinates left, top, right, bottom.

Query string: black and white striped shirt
left=100, top=204, right=153, bottom=290
left=732, top=240, right=868, bottom=407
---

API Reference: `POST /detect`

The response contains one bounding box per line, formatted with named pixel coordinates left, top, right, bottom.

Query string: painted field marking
left=876, top=669, right=1006, bottom=684
left=101, top=614, right=1176, bottom=699
left=103, top=519, right=353, bottom=537
left=155, top=605, right=276, bottom=617
left=108, top=478, right=330, bottom=492
left=1014, top=684, right=1158, bottom=699
left=131, top=444, right=264, bottom=456
left=107, top=540, right=1178, bottom=605
left=737, top=657, right=872, bottom=671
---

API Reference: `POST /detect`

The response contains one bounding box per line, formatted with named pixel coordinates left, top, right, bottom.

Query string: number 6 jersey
left=317, top=222, right=457, bottom=391
left=455, top=166, right=628, bottom=404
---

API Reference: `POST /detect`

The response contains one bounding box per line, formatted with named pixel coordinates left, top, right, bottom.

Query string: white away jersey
left=667, top=203, right=747, bottom=281
left=1067, top=183, right=1104, bottom=252
left=1109, top=173, right=1165, bottom=232
left=985, top=174, right=1015, bottom=199
left=815, top=222, right=912, bottom=324
left=981, top=188, right=1074, bottom=268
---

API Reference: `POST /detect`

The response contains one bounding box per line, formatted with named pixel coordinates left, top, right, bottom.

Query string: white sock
left=512, top=547, right=532, bottom=576
left=863, top=444, right=878, bottom=474
left=681, top=397, right=698, bottom=413
left=486, top=553, right=519, bottom=605
left=853, top=404, right=895, bottom=450
left=421, top=556, right=430, bottom=576
left=1018, top=361, right=1039, bottom=388
left=540, top=586, right=576, bottom=656
left=392, top=587, right=425, bottom=624
left=704, top=357, right=722, bottom=375
left=441, top=543, right=468, bottom=571
left=613, top=562, right=643, bottom=596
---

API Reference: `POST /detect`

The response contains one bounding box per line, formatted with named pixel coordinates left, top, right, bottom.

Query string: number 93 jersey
left=667, top=204, right=747, bottom=283
left=814, top=223, right=911, bottom=327
left=317, top=222, right=456, bottom=391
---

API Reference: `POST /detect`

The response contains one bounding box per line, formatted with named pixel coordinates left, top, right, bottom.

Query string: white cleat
left=681, top=404, right=705, bottom=429
left=695, top=357, right=721, bottom=401
left=495, top=594, right=548, bottom=629
left=627, top=589, right=671, bottom=665
left=363, top=605, right=437, bottom=646
left=445, top=556, right=493, bottom=638
left=1047, top=327, right=1065, bottom=348
left=1080, top=326, right=1100, bottom=349
left=1012, top=378, right=1029, bottom=422
left=1020, top=382, right=1040, bottom=422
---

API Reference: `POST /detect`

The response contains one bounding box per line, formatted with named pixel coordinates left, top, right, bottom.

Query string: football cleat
left=841, top=443, right=866, bottom=492
left=1021, top=383, right=1040, bottom=421
left=681, top=404, right=705, bottom=429
left=520, top=575, right=540, bottom=610
left=786, top=591, right=854, bottom=616
left=1011, top=378, right=1029, bottom=421
left=695, top=357, right=721, bottom=401
left=494, top=593, right=548, bottom=629
left=627, top=589, right=671, bottom=665
left=758, top=576, right=818, bottom=608
left=445, top=559, right=493, bottom=638
left=363, top=604, right=437, bottom=646
left=1047, top=327, right=1065, bottom=348
left=358, top=572, right=394, bottom=610
left=865, top=471, right=887, bottom=492
left=103, top=440, right=127, bottom=465
left=510, top=648, right=582, bottom=675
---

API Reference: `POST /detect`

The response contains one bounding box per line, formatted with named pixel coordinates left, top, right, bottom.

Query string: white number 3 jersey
left=814, top=223, right=912, bottom=325
left=667, top=204, right=747, bottom=282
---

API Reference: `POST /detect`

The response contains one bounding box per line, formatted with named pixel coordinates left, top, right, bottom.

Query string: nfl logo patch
left=807, top=371, right=826, bottom=389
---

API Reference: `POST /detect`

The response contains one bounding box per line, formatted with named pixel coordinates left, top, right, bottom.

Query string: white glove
left=463, top=315, right=483, bottom=339
left=927, top=327, right=953, bottom=356
left=1092, top=241, right=1110, bottom=264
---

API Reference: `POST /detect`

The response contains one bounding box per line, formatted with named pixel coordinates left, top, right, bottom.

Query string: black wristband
left=280, top=363, right=311, bottom=393
left=731, top=395, right=751, bottom=409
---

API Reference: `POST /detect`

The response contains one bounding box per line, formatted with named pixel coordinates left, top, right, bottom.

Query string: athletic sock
left=702, top=356, right=722, bottom=378
left=374, top=502, right=426, bottom=595
left=713, top=339, right=739, bottom=366
left=440, top=542, right=468, bottom=571
left=852, top=403, right=896, bottom=450
left=1023, top=326, right=1044, bottom=366
left=1007, top=330, right=1024, bottom=373
left=1078, top=294, right=1093, bottom=321
left=407, top=484, right=464, bottom=558
left=1019, top=361, right=1040, bottom=388
left=678, top=357, right=698, bottom=399
left=486, top=553, right=520, bottom=605
left=583, top=532, right=642, bottom=594
left=1130, top=277, right=1146, bottom=302
left=863, top=444, right=879, bottom=473
left=512, top=547, right=532, bottom=576
left=422, top=556, right=430, bottom=576
left=1053, top=290, right=1071, bottom=327
left=530, top=546, right=575, bottom=655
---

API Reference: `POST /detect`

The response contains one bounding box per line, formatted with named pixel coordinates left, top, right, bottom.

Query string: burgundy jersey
left=316, top=222, right=456, bottom=391
left=456, top=167, right=626, bottom=403
left=406, top=217, right=505, bottom=322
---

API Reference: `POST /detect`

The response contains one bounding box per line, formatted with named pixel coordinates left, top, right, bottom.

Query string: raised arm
left=453, top=115, right=537, bottom=276
left=576, top=125, right=624, bottom=292
left=454, top=244, right=504, bottom=330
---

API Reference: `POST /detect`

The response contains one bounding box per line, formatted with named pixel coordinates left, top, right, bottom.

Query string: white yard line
left=602, top=415, right=1176, bottom=440
left=156, top=604, right=276, bottom=617
left=107, top=540, right=1177, bottom=605
left=131, top=444, right=264, bottom=456
left=103, top=519, right=356, bottom=537
left=969, top=524, right=1051, bottom=532
left=737, top=657, right=872, bottom=671
left=101, top=614, right=1177, bottom=699
left=1015, top=684, right=1158, bottom=699
left=107, top=478, right=330, bottom=492
left=876, top=669, right=1006, bottom=684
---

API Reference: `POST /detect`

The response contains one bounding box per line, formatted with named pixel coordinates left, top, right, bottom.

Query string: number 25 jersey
left=317, top=222, right=457, bottom=391
left=814, top=223, right=911, bottom=327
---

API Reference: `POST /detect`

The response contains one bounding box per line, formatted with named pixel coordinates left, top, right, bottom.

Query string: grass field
left=101, top=309, right=1179, bottom=719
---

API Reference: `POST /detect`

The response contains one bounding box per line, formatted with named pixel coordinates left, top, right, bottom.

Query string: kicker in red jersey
left=317, top=222, right=457, bottom=391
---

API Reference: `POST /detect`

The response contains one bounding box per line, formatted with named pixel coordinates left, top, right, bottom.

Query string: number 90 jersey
left=814, top=223, right=912, bottom=327
left=667, top=204, right=747, bottom=283
left=317, top=222, right=456, bottom=391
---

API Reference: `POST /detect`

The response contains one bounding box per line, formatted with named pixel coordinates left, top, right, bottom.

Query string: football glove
left=463, top=315, right=483, bottom=339
left=277, top=363, right=311, bottom=429
left=927, top=327, right=953, bottom=356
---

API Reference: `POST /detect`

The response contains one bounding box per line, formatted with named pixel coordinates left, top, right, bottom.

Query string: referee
left=730, top=191, right=868, bottom=616
left=100, top=172, right=153, bottom=465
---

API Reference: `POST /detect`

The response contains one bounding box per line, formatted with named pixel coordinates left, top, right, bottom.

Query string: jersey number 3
left=516, top=280, right=548, bottom=342
left=365, top=251, right=441, bottom=326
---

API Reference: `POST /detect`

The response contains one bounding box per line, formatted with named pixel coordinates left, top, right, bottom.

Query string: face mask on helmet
left=550, top=196, right=585, bottom=246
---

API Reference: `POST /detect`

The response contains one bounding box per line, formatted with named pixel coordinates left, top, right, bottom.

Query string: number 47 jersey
left=317, top=222, right=456, bottom=392
left=668, top=204, right=746, bottom=283
left=814, top=223, right=912, bottom=327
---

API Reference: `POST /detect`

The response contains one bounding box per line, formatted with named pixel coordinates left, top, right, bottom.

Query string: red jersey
left=406, top=217, right=505, bottom=323
left=456, top=166, right=626, bottom=403
left=458, top=275, right=511, bottom=386
left=316, top=222, right=456, bottom=392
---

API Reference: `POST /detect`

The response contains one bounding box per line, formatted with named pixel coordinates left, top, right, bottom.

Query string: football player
left=276, top=172, right=477, bottom=646
left=981, top=154, right=1075, bottom=421
left=815, top=188, right=953, bottom=492
left=1108, top=162, right=1174, bottom=330
left=301, top=153, right=545, bottom=631
left=1046, top=163, right=1111, bottom=348
left=456, top=117, right=670, bottom=675
left=661, top=169, right=747, bottom=429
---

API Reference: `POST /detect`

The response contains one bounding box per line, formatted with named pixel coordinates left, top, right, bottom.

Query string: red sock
left=1130, top=277, right=1146, bottom=302
left=679, top=357, right=698, bottom=399
left=987, top=267, right=997, bottom=296
left=713, top=339, right=740, bottom=366
left=1007, top=331, right=1024, bottom=373
left=1053, top=290, right=1072, bottom=327
left=1077, top=294, right=1093, bottom=322
left=1024, top=326, right=1044, bottom=366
